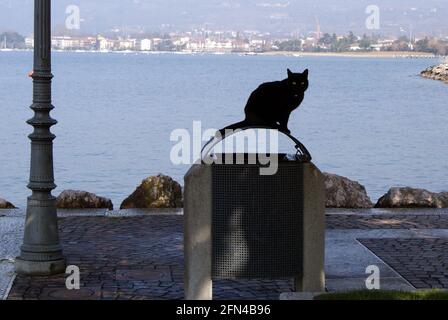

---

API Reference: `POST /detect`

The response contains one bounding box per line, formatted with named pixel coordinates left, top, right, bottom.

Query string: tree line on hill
left=0, top=31, right=26, bottom=49
left=275, top=32, right=448, bottom=56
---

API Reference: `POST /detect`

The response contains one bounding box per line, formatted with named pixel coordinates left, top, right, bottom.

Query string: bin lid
left=204, top=153, right=310, bottom=165
left=201, top=128, right=312, bottom=163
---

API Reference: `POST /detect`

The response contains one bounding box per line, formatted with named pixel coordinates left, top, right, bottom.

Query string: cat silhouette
left=219, top=68, right=309, bottom=136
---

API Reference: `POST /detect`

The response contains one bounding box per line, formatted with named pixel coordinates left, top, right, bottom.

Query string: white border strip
left=2, top=273, right=15, bottom=300
left=356, top=238, right=415, bottom=289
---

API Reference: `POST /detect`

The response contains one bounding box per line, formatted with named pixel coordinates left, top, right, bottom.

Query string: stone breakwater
left=323, top=173, right=373, bottom=209
left=376, top=187, right=448, bottom=209
left=421, top=63, right=448, bottom=83
left=0, top=198, right=15, bottom=209
left=1, top=175, right=448, bottom=211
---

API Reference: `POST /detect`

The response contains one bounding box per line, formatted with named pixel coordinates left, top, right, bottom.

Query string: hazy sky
left=0, top=0, right=447, bottom=36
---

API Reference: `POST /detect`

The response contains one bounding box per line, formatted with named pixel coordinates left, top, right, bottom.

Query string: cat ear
left=303, top=69, right=309, bottom=77
left=287, top=69, right=293, bottom=77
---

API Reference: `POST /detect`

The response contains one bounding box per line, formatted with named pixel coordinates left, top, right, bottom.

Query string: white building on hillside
left=25, top=37, right=34, bottom=49
left=140, top=39, right=152, bottom=51
left=97, top=36, right=116, bottom=51
left=118, top=39, right=136, bottom=51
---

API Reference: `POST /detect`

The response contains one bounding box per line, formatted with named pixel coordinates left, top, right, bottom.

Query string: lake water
left=1, top=51, right=447, bottom=207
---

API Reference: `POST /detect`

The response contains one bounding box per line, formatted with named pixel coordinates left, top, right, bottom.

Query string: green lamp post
left=15, top=0, right=66, bottom=275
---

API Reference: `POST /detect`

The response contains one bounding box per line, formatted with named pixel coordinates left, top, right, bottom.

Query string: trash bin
left=184, top=128, right=325, bottom=300
left=212, top=155, right=307, bottom=279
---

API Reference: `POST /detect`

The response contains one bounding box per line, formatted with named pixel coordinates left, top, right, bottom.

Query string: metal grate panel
left=212, top=158, right=304, bottom=280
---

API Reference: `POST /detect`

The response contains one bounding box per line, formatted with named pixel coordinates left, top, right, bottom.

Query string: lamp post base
left=15, top=257, right=66, bottom=276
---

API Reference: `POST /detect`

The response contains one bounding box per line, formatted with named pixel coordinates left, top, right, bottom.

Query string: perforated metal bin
left=184, top=129, right=325, bottom=300
left=211, top=154, right=306, bottom=280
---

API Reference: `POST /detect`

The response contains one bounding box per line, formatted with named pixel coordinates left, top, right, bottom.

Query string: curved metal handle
left=201, top=126, right=312, bottom=162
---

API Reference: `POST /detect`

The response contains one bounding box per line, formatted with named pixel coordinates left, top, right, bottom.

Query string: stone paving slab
left=0, top=216, right=23, bottom=299
left=327, top=214, right=448, bottom=230
left=325, top=229, right=416, bottom=292
left=326, top=228, right=448, bottom=291
left=359, top=238, right=448, bottom=289
left=327, top=208, right=448, bottom=216
left=7, top=216, right=293, bottom=300
left=3, top=210, right=448, bottom=300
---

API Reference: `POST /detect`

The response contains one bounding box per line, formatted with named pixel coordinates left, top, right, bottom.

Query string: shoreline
left=2, top=207, right=448, bottom=215
left=0, top=48, right=442, bottom=59
left=259, top=51, right=440, bottom=59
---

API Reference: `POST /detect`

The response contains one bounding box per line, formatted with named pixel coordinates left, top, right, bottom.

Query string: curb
left=2, top=272, right=16, bottom=301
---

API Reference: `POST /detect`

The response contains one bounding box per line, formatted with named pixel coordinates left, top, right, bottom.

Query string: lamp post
left=15, top=0, right=66, bottom=275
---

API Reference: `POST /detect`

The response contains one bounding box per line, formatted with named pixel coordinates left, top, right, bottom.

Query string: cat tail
left=217, top=120, right=250, bottom=137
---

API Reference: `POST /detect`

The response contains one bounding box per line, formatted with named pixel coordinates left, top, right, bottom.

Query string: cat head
left=287, top=68, right=309, bottom=93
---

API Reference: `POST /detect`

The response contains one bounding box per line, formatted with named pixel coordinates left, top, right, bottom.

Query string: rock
left=375, top=187, right=448, bottom=208
left=0, top=198, right=16, bottom=209
left=56, top=190, right=113, bottom=210
left=421, top=63, right=448, bottom=83
left=120, top=174, right=183, bottom=209
left=323, top=173, right=373, bottom=209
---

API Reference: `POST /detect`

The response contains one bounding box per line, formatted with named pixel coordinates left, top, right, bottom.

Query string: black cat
left=219, top=69, right=309, bottom=135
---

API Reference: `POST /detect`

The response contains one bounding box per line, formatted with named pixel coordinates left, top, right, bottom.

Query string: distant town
left=1, top=29, right=447, bottom=56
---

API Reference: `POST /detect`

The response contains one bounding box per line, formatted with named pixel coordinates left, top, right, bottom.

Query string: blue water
left=1, top=51, right=447, bottom=207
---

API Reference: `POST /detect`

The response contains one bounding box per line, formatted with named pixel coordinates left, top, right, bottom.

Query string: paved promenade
left=1, top=208, right=448, bottom=300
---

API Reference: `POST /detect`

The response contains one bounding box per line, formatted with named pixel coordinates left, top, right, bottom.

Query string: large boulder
left=421, top=63, right=448, bottom=83
left=324, top=173, right=373, bottom=208
left=120, top=174, right=183, bottom=209
left=56, top=190, right=113, bottom=210
left=375, top=187, right=448, bottom=208
left=0, top=198, right=16, bottom=209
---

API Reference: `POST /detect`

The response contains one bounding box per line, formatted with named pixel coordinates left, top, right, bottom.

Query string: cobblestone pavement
left=359, top=238, right=448, bottom=289
left=327, top=214, right=448, bottom=230
left=8, top=216, right=293, bottom=300
left=0, top=215, right=23, bottom=299
left=7, top=213, right=448, bottom=300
